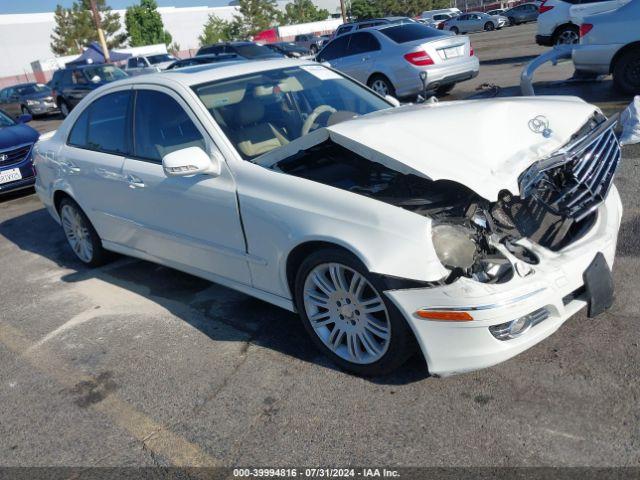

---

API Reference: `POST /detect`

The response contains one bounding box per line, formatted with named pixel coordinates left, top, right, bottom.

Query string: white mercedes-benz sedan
left=34, top=59, right=623, bottom=376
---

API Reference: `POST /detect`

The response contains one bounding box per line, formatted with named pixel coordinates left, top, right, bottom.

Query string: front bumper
left=26, top=101, right=59, bottom=115
left=385, top=185, right=623, bottom=376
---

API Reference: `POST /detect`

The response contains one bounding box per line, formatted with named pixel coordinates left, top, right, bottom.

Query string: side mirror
left=385, top=95, right=401, bottom=107
left=91, top=75, right=101, bottom=84
left=17, top=113, right=32, bottom=124
left=162, top=146, right=221, bottom=178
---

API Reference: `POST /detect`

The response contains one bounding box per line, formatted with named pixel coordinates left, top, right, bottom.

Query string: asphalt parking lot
left=1, top=22, right=639, bottom=470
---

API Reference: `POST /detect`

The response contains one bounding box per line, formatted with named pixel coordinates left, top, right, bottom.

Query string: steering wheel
left=302, top=105, right=337, bottom=136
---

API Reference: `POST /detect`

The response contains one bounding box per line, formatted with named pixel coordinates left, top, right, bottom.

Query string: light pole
left=89, top=0, right=110, bottom=63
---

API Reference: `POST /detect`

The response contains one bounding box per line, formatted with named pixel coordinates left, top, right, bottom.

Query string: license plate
left=441, top=47, right=462, bottom=59
left=0, top=168, right=22, bottom=185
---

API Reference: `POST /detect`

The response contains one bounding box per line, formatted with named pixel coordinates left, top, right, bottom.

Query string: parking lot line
left=0, top=322, right=218, bottom=467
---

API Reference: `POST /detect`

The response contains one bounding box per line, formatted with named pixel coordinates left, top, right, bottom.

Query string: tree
left=50, top=0, right=127, bottom=56
left=348, top=0, right=449, bottom=19
left=198, top=14, right=239, bottom=46
left=125, top=0, right=172, bottom=47
left=233, top=0, right=280, bottom=37
left=283, top=0, right=330, bottom=24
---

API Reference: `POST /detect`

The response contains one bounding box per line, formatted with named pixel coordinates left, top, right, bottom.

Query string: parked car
left=486, top=8, right=506, bottom=16
left=503, top=2, right=540, bottom=25
left=293, top=34, right=325, bottom=54
left=265, top=42, right=310, bottom=57
left=0, top=83, right=58, bottom=118
left=333, top=17, right=416, bottom=37
left=0, top=109, right=39, bottom=195
left=196, top=41, right=282, bottom=59
left=49, top=64, right=128, bottom=117
left=421, top=13, right=455, bottom=28
left=166, top=54, right=241, bottom=70
left=33, top=59, right=623, bottom=376
left=125, top=53, right=177, bottom=75
left=317, top=22, right=478, bottom=98
left=421, top=8, right=461, bottom=22
left=536, top=0, right=629, bottom=46
left=442, top=12, right=508, bottom=33
left=572, top=0, right=640, bottom=94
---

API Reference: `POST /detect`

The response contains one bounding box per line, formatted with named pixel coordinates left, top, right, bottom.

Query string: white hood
left=258, top=96, right=599, bottom=201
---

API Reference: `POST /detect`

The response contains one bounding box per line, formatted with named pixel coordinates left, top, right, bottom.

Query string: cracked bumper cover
left=385, top=185, right=623, bottom=377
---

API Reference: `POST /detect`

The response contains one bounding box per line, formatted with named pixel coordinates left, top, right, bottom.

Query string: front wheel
left=484, top=22, right=495, bottom=31
left=59, top=198, right=109, bottom=267
left=294, top=249, right=416, bottom=376
left=613, top=48, right=640, bottom=95
left=450, top=26, right=459, bottom=34
left=508, top=17, right=517, bottom=26
left=59, top=100, right=70, bottom=118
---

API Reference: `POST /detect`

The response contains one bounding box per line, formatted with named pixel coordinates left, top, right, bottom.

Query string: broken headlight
left=431, top=224, right=477, bottom=270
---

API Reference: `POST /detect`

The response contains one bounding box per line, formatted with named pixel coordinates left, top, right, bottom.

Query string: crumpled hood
left=259, top=96, right=599, bottom=201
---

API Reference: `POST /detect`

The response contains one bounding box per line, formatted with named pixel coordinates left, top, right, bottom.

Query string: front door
left=120, top=86, right=251, bottom=284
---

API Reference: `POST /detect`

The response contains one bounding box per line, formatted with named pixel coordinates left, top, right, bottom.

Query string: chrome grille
left=519, top=114, right=621, bottom=222
left=0, top=143, right=33, bottom=167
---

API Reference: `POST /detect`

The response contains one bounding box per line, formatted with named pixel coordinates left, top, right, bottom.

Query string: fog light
left=489, top=307, right=549, bottom=341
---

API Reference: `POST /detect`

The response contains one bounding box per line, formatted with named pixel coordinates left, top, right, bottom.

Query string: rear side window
left=133, top=90, right=205, bottom=163
left=68, top=90, right=131, bottom=155
left=380, top=23, right=446, bottom=43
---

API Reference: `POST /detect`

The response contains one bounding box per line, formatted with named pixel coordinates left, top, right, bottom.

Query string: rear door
left=570, top=0, right=629, bottom=22
left=335, top=32, right=381, bottom=83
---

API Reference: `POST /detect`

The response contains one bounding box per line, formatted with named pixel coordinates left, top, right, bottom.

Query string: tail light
left=470, top=44, right=474, bottom=56
left=580, top=23, right=593, bottom=37
left=539, top=1, right=553, bottom=13
left=404, top=50, right=434, bottom=66
left=437, top=23, right=444, bottom=29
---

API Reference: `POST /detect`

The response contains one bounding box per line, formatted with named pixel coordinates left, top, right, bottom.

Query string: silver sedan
left=442, top=12, right=508, bottom=34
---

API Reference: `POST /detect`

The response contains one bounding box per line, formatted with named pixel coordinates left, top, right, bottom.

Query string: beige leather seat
left=233, top=99, right=289, bottom=158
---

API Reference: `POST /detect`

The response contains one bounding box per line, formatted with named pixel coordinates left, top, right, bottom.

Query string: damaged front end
left=274, top=111, right=621, bottom=286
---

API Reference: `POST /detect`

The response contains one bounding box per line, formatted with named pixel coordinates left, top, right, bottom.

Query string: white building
left=0, top=1, right=342, bottom=85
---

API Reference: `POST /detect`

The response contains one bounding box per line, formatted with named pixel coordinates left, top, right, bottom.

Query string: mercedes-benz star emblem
left=528, top=115, right=552, bottom=138
left=0, top=154, right=8, bottom=162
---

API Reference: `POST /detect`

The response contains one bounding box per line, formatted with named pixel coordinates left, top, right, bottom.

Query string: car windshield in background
left=380, top=23, right=446, bottom=43
left=0, top=110, right=16, bottom=127
left=193, top=65, right=391, bottom=160
left=234, top=44, right=278, bottom=58
left=82, top=65, right=128, bottom=82
left=148, top=54, right=175, bottom=64
left=16, top=84, right=49, bottom=95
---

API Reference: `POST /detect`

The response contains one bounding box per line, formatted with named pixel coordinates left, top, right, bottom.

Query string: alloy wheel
left=60, top=204, right=94, bottom=263
left=370, top=79, right=389, bottom=96
left=303, top=263, right=391, bottom=365
left=60, top=102, right=69, bottom=117
left=556, top=30, right=579, bottom=45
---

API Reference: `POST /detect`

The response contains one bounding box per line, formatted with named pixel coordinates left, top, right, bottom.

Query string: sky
left=0, top=0, right=230, bottom=14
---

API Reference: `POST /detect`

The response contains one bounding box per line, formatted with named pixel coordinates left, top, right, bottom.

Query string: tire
left=367, top=74, right=396, bottom=98
left=450, top=26, right=459, bottom=34
left=21, top=105, right=32, bottom=116
left=59, top=100, right=70, bottom=118
left=553, top=24, right=579, bottom=45
left=484, top=22, right=495, bottom=31
left=613, top=48, right=640, bottom=95
left=436, top=83, right=455, bottom=96
left=508, top=17, right=517, bottom=26
left=294, top=248, right=416, bottom=376
left=59, top=198, right=109, bottom=267
left=310, top=44, right=318, bottom=54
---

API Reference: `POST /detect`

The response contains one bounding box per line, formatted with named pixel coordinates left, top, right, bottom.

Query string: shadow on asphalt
left=0, top=205, right=430, bottom=385
left=479, top=54, right=539, bottom=66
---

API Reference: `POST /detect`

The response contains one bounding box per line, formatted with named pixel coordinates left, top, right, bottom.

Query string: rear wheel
left=367, top=74, right=396, bottom=98
left=484, top=22, right=495, bottom=31
left=450, top=26, right=459, bottom=34
left=59, top=198, right=109, bottom=267
left=613, top=48, right=640, bottom=95
left=294, top=249, right=416, bottom=376
left=436, top=83, right=455, bottom=96
left=554, top=24, right=579, bottom=45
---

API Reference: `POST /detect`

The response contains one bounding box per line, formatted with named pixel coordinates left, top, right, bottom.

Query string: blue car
left=0, top=109, right=39, bottom=194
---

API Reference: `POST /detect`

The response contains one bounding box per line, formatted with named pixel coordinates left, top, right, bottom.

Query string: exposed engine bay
left=275, top=137, right=608, bottom=285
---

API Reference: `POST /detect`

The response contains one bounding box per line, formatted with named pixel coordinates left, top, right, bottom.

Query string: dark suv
left=196, top=41, right=282, bottom=59
left=49, top=64, right=128, bottom=117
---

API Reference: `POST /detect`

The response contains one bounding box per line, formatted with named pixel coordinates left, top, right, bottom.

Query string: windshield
left=234, top=44, right=279, bottom=59
left=82, top=65, right=128, bottom=83
left=148, top=54, right=175, bottom=64
left=193, top=65, right=391, bottom=160
left=15, top=84, right=50, bottom=95
left=0, top=110, right=16, bottom=127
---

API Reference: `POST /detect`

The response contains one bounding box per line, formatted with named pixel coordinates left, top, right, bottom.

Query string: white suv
left=536, top=0, right=629, bottom=46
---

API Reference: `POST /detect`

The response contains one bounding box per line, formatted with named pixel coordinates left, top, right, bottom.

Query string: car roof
left=118, top=58, right=312, bottom=87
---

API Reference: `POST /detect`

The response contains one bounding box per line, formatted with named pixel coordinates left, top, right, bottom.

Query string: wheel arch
left=552, top=22, right=577, bottom=38
left=610, top=42, right=640, bottom=74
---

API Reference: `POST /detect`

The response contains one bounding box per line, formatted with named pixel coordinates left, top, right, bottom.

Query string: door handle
left=126, top=174, right=145, bottom=189
left=362, top=56, right=369, bottom=61
left=59, top=159, right=80, bottom=173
